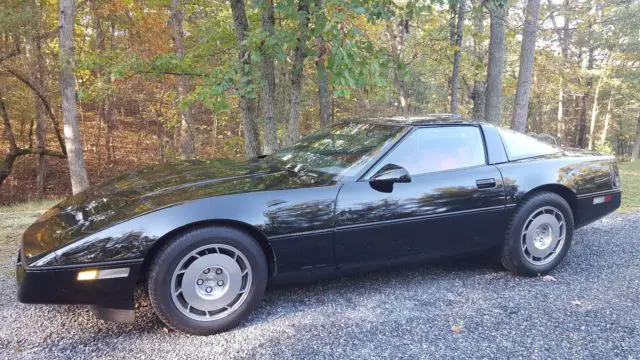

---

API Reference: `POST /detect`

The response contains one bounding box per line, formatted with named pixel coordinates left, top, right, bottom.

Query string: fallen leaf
left=162, top=327, right=170, bottom=333
left=451, top=324, right=464, bottom=334
left=541, top=275, right=557, bottom=282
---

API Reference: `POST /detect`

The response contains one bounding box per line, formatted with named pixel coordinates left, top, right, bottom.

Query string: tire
left=148, top=226, right=268, bottom=335
left=500, top=191, right=574, bottom=276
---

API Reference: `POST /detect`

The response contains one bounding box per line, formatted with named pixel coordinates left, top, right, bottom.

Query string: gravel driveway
left=1, top=211, right=639, bottom=359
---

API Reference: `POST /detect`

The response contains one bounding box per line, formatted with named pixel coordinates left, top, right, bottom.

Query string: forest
left=1, top=0, right=639, bottom=204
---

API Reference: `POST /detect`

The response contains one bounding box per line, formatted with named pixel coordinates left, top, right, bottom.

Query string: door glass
left=370, top=126, right=486, bottom=176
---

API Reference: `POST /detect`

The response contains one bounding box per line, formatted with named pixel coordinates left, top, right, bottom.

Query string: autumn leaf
left=541, top=275, right=558, bottom=282
left=451, top=320, right=464, bottom=334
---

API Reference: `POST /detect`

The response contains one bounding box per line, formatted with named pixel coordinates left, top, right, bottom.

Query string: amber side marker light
left=77, top=268, right=130, bottom=281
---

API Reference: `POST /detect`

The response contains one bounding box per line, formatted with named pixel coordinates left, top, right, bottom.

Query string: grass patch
left=619, top=162, right=640, bottom=213
left=0, top=198, right=60, bottom=214
left=0, top=199, right=59, bottom=267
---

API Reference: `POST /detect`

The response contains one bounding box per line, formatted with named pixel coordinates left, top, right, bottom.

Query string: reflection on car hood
left=22, top=158, right=331, bottom=264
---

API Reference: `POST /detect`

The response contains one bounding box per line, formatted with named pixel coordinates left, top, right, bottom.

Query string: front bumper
left=17, top=251, right=142, bottom=317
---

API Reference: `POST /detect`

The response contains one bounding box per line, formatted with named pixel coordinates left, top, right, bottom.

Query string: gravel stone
left=1, top=212, right=639, bottom=359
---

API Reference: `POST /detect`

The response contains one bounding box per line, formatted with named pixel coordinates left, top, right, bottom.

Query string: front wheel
left=501, top=192, right=575, bottom=276
left=148, top=226, right=268, bottom=335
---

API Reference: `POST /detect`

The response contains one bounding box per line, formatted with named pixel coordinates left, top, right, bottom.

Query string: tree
left=231, top=0, right=261, bottom=158
left=511, top=0, right=541, bottom=133
left=315, top=0, right=330, bottom=129
left=59, top=0, right=90, bottom=193
left=470, top=0, right=485, bottom=121
left=633, top=111, right=640, bottom=162
left=598, top=93, right=613, bottom=148
left=588, top=71, right=604, bottom=150
left=170, top=0, right=195, bottom=159
left=450, top=0, right=466, bottom=114
left=387, top=19, right=410, bottom=114
left=287, top=0, right=312, bottom=144
left=29, top=1, right=49, bottom=199
left=548, top=0, right=571, bottom=144
left=484, top=1, right=507, bottom=125
left=260, top=0, right=278, bottom=154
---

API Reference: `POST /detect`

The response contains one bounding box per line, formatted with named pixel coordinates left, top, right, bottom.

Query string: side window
left=497, top=127, right=559, bottom=160
left=370, top=126, right=486, bottom=176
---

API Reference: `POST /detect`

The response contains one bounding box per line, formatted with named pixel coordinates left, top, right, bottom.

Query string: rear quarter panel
left=496, top=151, right=619, bottom=228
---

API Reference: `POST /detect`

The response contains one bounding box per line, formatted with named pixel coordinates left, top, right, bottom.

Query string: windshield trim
left=343, top=124, right=413, bottom=182
left=271, top=121, right=410, bottom=182
left=354, top=126, right=415, bottom=182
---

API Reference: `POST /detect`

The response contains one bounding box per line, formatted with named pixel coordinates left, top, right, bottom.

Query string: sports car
left=16, top=115, right=622, bottom=335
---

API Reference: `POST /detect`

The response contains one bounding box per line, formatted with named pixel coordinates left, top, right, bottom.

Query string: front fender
left=34, top=185, right=340, bottom=267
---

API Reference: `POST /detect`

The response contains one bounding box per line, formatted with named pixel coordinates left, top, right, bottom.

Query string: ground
left=1, top=199, right=639, bottom=358
left=618, top=161, right=640, bottom=212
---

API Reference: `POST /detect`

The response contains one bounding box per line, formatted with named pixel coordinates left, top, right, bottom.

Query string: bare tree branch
left=0, top=94, right=66, bottom=187
left=0, top=67, right=67, bottom=155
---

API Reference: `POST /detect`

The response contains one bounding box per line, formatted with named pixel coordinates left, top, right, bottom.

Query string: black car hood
left=22, top=158, right=332, bottom=264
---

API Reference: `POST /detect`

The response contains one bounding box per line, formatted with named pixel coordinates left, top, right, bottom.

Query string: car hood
left=22, top=158, right=333, bottom=264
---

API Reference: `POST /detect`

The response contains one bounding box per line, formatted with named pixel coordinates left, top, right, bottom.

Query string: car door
left=334, top=125, right=507, bottom=269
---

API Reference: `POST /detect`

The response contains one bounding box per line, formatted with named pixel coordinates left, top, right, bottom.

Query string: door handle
left=476, top=178, right=496, bottom=189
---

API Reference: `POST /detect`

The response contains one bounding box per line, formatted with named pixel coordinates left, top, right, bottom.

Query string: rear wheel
left=501, top=192, right=574, bottom=276
left=148, top=226, right=268, bottom=335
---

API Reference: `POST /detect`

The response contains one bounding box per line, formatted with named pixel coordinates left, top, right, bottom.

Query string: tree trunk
left=599, top=94, right=613, bottom=147
left=576, top=94, right=588, bottom=148
left=469, top=0, right=485, bottom=121
left=317, top=58, right=330, bottom=128
left=170, top=0, right=195, bottom=159
left=549, top=0, right=570, bottom=144
left=471, top=81, right=485, bottom=121
left=260, top=0, right=278, bottom=154
left=576, top=45, right=594, bottom=148
left=588, top=73, right=603, bottom=150
left=484, top=3, right=507, bottom=125
left=315, top=0, right=330, bottom=129
left=632, top=111, right=640, bottom=162
left=387, top=20, right=410, bottom=114
left=287, top=0, right=311, bottom=144
left=511, top=0, right=540, bottom=133
left=557, top=87, right=565, bottom=144
left=59, top=0, right=90, bottom=194
left=449, top=0, right=466, bottom=114
left=231, top=0, right=261, bottom=157
left=29, top=16, right=48, bottom=199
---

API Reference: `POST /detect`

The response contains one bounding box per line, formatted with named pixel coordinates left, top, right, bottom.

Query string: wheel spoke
left=520, top=205, right=567, bottom=266
left=170, top=243, right=253, bottom=322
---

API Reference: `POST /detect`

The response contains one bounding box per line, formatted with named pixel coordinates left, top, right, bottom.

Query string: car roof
left=346, top=113, right=483, bottom=127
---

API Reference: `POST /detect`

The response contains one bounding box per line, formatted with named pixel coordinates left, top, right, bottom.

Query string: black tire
left=500, top=191, right=575, bottom=276
left=148, top=226, right=268, bottom=335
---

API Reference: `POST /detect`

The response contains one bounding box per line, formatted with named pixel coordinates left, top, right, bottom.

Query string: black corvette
left=17, top=115, right=621, bottom=335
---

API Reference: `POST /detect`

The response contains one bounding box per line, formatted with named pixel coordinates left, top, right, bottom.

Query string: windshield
left=272, top=122, right=404, bottom=177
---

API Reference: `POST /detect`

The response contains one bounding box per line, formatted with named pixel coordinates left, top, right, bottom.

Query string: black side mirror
left=370, top=163, right=411, bottom=184
left=369, top=164, right=411, bottom=193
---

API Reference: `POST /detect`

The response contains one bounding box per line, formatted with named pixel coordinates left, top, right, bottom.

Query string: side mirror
left=369, top=164, right=411, bottom=184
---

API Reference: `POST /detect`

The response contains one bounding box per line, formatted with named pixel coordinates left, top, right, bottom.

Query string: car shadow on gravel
left=41, top=253, right=505, bottom=332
